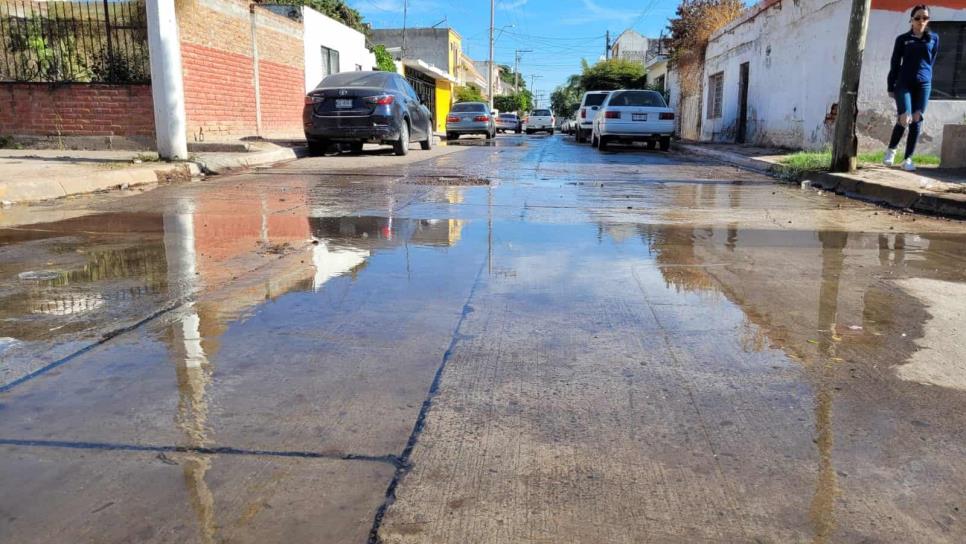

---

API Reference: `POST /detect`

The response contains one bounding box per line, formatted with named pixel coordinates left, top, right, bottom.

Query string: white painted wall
left=302, top=7, right=376, bottom=92
left=698, top=0, right=965, bottom=154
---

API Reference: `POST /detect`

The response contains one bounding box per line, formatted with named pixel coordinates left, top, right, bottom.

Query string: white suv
left=525, top=109, right=555, bottom=134
left=575, top=91, right=610, bottom=143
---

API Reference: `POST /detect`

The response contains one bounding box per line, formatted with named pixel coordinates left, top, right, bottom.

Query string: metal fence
left=0, top=0, right=150, bottom=83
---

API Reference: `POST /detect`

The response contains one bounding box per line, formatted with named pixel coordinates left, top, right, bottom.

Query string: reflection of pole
left=163, top=210, right=216, bottom=544
left=488, top=183, right=493, bottom=275
left=810, top=230, right=848, bottom=544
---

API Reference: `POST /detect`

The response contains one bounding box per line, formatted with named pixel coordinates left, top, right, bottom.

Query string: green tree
left=493, top=92, right=531, bottom=113
left=372, top=44, right=397, bottom=72
left=550, top=74, right=582, bottom=118
left=455, top=85, right=485, bottom=103
left=578, top=58, right=647, bottom=91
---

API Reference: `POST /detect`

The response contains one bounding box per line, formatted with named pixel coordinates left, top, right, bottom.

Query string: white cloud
left=497, top=0, right=529, bottom=10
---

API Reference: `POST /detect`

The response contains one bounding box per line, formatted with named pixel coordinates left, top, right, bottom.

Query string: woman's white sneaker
left=902, top=158, right=916, bottom=172
left=883, top=148, right=897, bottom=166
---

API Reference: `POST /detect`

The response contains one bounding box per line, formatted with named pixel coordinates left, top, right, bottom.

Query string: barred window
left=931, top=22, right=965, bottom=100
left=321, top=46, right=340, bottom=77
left=707, top=72, right=724, bottom=119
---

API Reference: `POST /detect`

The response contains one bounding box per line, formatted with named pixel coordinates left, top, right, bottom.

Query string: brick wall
left=177, top=0, right=304, bottom=141
left=0, top=83, right=154, bottom=141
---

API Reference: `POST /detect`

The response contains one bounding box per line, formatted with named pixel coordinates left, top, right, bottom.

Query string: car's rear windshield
left=499, top=114, right=518, bottom=119
left=532, top=110, right=552, bottom=116
left=607, top=91, right=666, bottom=107
left=583, top=93, right=609, bottom=106
left=452, top=103, right=487, bottom=112
left=319, top=72, right=390, bottom=88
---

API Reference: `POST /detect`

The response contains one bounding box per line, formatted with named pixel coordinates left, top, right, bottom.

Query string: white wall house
left=302, top=7, right=376, bottom=91
left=693, top=0, right=965, bottom=154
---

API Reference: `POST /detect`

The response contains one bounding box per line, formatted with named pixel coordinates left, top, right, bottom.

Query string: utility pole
left=514, top=49, right=532, bottom=93
left=401, top=0, right=408, bottom=59
left=145, top=0, right=187, bottom=160
left=831, top=0, right=872, bottom=173
left=605, top=30, right=610, bottom=60
left=488, top=0, right=495, bottom=111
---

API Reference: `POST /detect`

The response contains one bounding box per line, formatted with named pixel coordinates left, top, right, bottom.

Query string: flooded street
left=2, top=134, right=965, bottom=543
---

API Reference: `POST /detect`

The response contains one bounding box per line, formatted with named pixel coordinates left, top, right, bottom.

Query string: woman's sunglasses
left=913, top=16, right=930, bottom=21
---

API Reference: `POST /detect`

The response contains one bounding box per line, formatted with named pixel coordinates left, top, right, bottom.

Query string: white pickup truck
left=524, top=109, right=555, bottom=135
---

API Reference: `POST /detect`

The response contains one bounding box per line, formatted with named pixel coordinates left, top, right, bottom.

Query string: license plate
left=336, top=99, right=353, bottom=109
left=632, top=113, right=648, bottom=121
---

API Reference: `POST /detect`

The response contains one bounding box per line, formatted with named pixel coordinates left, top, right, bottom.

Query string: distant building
left=369, top=27, right=463, bottom=133
left=610, top=29, right=649, bottom=63
left=475, top=61, right=520, bottom=96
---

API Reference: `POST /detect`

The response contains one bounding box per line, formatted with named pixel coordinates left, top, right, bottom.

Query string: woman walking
left=884, top=4, right=940, bottom=172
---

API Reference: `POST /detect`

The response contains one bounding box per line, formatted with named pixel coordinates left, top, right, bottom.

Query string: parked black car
left=303, top=71, right=434, bottom=156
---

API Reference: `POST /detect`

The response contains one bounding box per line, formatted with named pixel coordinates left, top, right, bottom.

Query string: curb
left=0, top=162, right=200, bottom=205
left=674, top=142, right=966, bottom=220
left=0, top=146, right=303, bottom=205
left=192, top=146, right=302, bottom=175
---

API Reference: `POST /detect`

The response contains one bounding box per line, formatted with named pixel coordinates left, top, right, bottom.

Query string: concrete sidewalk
left=0, top=141, right=301, bottom=205
left=676, top=142, right=966, bottom=220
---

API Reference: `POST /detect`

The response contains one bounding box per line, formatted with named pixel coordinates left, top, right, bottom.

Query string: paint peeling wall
left=697, top=0, right=966, bottom=153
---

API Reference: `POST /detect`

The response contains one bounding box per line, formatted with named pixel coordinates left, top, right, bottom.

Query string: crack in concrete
left=0, top=438, right=403, bottom=467
left=366, top=256, right=489, bottom=544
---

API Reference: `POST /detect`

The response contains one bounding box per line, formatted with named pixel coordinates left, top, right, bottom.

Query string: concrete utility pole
left=145, top=0, right=188, bottom=160
left=605, top=30, right=610, bottom=60
left=514, top=49, right=531, bottom=93
left=831, top=0, right=872, bottom=173
left=488, top=0, right=495, bottom=110
left=402, top=0, right=408, bottom=58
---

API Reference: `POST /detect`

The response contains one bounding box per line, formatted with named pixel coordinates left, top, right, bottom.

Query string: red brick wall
left=177, top=0, right=304, bottom=141
left=0, top=83, right=154, bottom=139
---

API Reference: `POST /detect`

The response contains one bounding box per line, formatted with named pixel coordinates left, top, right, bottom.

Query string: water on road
left=1, top=135, right=965, bottom=543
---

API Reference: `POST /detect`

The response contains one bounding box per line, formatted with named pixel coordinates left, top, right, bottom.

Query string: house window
left=707, top=72, right=724, bottom=119
left=931, top=22, right=965, bottom=99
left=321, top=46, right=340, bottom=77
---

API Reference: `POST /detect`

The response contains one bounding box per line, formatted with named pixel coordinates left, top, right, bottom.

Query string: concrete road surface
left=1, top=135, right=965, bottom=543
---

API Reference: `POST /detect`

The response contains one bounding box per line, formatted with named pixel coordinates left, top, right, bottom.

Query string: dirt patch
left=404, top=176, right=490, bottom=186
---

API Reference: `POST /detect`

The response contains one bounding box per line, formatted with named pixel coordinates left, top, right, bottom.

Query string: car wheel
left=394, top=122, right=410, bottom=156
left=659, top=136, right=671, bottom=152
left=515, top=128, right=522, bottom=134
left=549, top=129, right=555, bottom=135
left=307, top=139, right=327, bottom=156
left=420, top=121, right=433, bottom=150
left=575, top=129, right=585, bottom=143
left=598, top=136, right=609, bottom=151
left=485, top=130, right=493, bottom=140
left=591, top=133, right=599, bottom=147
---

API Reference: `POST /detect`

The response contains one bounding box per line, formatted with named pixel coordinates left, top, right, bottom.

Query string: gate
left=404, top=66, right=437, bottom=126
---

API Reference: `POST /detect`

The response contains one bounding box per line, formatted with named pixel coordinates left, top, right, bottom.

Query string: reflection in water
left=810, top=230, right=847, bottom=544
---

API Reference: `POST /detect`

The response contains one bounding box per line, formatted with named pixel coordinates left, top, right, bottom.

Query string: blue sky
left=347, top=0, right=681, bottom=103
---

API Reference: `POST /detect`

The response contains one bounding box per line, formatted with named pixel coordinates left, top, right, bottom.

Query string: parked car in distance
left=303, top=71, right=433, bottom=157
left=446, top=102, right=496, bottom=140
left=561, top=116, right=577, bottom=135
left=591, top=90, right=675, bottom=151
left=575, top=90, right=610, bottom=143
left=496, top=113, right=523, bottom=134
left=525, top=109, right=555, bottom=134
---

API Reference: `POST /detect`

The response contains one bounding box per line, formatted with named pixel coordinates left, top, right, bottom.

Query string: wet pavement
left=1, top=133, right=966, bottom=543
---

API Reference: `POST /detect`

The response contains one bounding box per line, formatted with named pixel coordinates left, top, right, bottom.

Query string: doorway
left=737, top=62, right=750, bottom=144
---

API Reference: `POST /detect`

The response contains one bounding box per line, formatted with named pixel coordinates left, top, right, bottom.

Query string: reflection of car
left=303, top=71, right=434, bottom=157
left=496, top=113, right=523, bottom=134
left=524, top=109, right=555, bottom=134
left=592, top=89, right=675, bottom=151
left=446, top=102, right=496, bottom=140
left=575, top=90, right=609, bottom=143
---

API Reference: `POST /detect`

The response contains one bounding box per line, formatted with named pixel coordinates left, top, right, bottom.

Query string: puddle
left=403, top=176, right=490, bottom=186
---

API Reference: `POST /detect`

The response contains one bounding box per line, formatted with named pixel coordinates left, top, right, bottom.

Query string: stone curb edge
left=673, top=142, right=966, bottom=221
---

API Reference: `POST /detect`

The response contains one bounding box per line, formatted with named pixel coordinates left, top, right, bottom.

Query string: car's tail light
left=659, top=112, right=675, bottom=120
left=580, top=109, right=586, bottom=119
left=474, top=115, right=490, bottom=122
left=363, top=94, right=394, bottom=105
left=447, top=115, right=460, bottom=123
left=604, top=111, right=621, bottom=119
left=305, top=95, right=323, bottom=105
